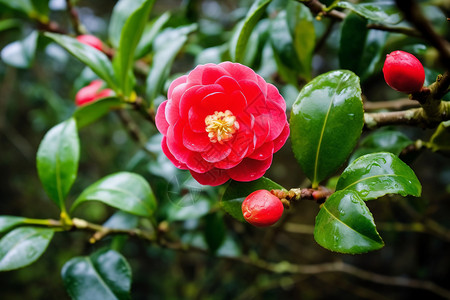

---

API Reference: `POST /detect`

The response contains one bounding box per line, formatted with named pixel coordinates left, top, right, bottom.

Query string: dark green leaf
left=339, top=13, right=387, bottom=80
left=336, top=1, right=402, bottom=24
left=113, top=0, right=155, bottom=96
left=109, top=0, right=146, bottom=49
left=135, top=12, right=171, bottom=59
left=0, top=216, right=26, bottom=233
left=62, top=249, right=131, bottom=300
left=1, top=30, right=39, bottom=68
left=336, top=152, right=422, bottom=200
left=0, top=19, right=21, bottom=32
left=203, top=213, right=226, bottom=254
left=350, top=128, right=413, bottom=162
left=314, top=190, right=384, bottom=254
left=44, top=32, right=119, bottom=91
left=229, top=0, right=272, bottom=62
left=221, top=177, right=283, bottom=222
left=290, top=70, right=364, bottom=187
left=37, top=118, right=80, bottom=209
left=0, top=0, right=34, bottom=14
left=0, top=227, right=54, bottom=271
left=71, top=172, right=157, bottom=218
left=428, top=120, right=450, bottom=156
left=145, top=24, right=196, bottom=102
left=74, top=97, right=126, bottom=129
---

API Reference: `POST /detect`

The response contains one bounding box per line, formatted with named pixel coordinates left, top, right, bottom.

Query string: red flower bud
left=76, top=35, right=104, bottom=52
left=75, top=80, right=113, bottom=106
left=382, top=50, right=425, bottom=93
left=241, top=190, right=284, bottom=227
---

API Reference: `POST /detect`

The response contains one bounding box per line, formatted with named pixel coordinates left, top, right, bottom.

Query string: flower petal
left=161, top=136, right=188, bottom=170
left=227, top=157, right=273, bottom=182
left=166, top=123, right=191, bottom=164
left=219, top=62, right=258, bottom=82
left=182, top=125, right=210, bottom=152
left=215, top=75, right=241, bottom=94
left=155, top=101, right=169, bottom=135
left=248, top=141, right=274, bottom=160
left=190, top=168, right=230, bottom=186
left=267, top=83, right=286, bottom=111
left=168, top=75, right=187, bottom=99
left=186, top=152, right=214, bottom=173
left=179, top=85, right=223, bottom=120
left=201, top=143, right=232, bottom=163
left=201, top=64, right=230, bottom=84
left=272, top=122, right=290, bottom=152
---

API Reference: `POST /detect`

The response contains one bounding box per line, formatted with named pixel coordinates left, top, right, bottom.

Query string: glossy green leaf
left=336, top=152, right=422, bottom=201
left=113, top=0, right=155, bottom=96
left=44, top=32, right=119, bottom=91
left=1, top=30, right=38, bottom=68
left=221, top=177, right=283, bottom=222
left=229, top=0, right=272, bottom=62
left=336, top=1, right=402, bottom=24
left=109, top=0, right=146, bottom=48
left=289, top=1, right=315, bottom=80
left=350, top=129, right=413, bottom=162
left=0, top=216, right=26, bottom=233
left=314, top=190, right=384, bottom=254
left=37, top=118, right=80, bottom=209
left=74, top=97, right=126, bottom=129
left=290, top=70, right=364, bottom=187
left=103, top=211, right=139, bottom=230
left=428, top=120, right=450, bottom=156
left=0, top=227, right=54, bottom=271
left=145, top=24, right=196, bottom=102
left=339, top=13, right=387, bottom=80
left=71, top=172, right=157, bottom=218
left=167, top=195, right=211, bottom=222
left=135, top=11, right=171, bottom=59
left=62, top=249, right=131, bottom=300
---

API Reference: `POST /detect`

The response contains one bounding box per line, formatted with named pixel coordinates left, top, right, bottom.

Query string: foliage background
left=0, top=0, right=450, bottom=299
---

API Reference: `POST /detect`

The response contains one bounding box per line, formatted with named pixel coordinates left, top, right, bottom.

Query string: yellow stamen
left=205, top=110, right=239, bottom=144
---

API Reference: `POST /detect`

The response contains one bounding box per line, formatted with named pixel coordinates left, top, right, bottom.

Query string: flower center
left=205, top=110, right=239, bottom=144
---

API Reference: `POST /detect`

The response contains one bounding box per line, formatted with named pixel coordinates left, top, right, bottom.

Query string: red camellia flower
left=156, top=62, right=290, bottom=186
left=75, top=80, right=114, bottom=106
left=76, top=35, right=104, bottom=52
left=242, top=190, right=284, bottom=227
left=382, top=50, right=425, bottom=93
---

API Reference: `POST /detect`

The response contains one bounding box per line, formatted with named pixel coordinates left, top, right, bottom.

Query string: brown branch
left=367, top=24, right=421, bottom=38
left=65, top=0, right=85, bottom=35
left=364, top=98, right=420, bottom=111
left=298, top=0, right=346, bottom=21
left=272, top=186, right=333, bottom=208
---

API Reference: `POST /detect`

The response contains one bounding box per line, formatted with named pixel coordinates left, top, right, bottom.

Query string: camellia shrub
left=0, top=0, right=449, bottom=299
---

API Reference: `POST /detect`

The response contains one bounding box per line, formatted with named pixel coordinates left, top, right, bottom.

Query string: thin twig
left=364, top=98, right=420, bottom=111
left=298, top=0, right=346, bottom=21
left=65, top=0, right=85, bottom=35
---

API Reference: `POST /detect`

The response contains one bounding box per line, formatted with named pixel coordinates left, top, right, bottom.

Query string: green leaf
left=0, top=19, right=21, bottom=32
left=203, top=213, right=226, bottom=254
left=336, top=152, right=422, bottom=201
left=62, top=249, right=131, bottom=300
left=350, top=128, right=413, bottom=162
left=0, top=216, right=26, bottom=233
left=74, top=97, right=126, bottom=129
left=0, top=0, right=34, bottom=15
left=135, top=11, right=171, bottom=59
left=0, top=227, right=54, bottom=271
left=44, top=32, right=119, bottom=91
left=229, top=0, right=272, bottom=62
left=290, top=70, right=364, bottom=187
left=428, top=120, right=450, bottom=156
left=71, top=172, right=157, bottom=218
left=145, top=24, right=196, bottom=102
left=113, top=0, right=155, bottom=96
left=1, top=30, right=39, bottom=68
left=339, top=13, right=387, bottom=81
left=221, top=177, right=283, bottom=222
left=289, top=1, right=315, bottom=80
left=109, top=0, right=147, bottom=49
left=103, top=211, right=139, bottom=230
left=36, top=118, right=80, bottom=209
left=336, top=1, right=402, bottom=24
left=314, top=190, right=384, bottom=254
